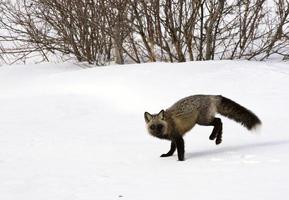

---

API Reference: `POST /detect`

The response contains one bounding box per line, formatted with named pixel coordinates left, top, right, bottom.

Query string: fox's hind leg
left=208, top=118, right=223, bottom=145
left=160, top=142, right=176, bottom=157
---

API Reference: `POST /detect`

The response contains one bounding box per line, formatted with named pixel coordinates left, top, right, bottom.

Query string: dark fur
left=160, top=142, right=176, bottom=157
left=217, top=96, right=261, bottom=130
left=208, top=118, right=223, bottom=145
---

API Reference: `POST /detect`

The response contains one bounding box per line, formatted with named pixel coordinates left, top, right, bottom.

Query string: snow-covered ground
left=0, top=60, right=289, bottom=200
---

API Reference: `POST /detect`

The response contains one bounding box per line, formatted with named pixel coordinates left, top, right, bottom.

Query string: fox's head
left=144, top=110, right=168, bottom=138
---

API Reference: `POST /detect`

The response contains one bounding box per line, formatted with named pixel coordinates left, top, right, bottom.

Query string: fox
left=144, top=95, right=261, bottom=161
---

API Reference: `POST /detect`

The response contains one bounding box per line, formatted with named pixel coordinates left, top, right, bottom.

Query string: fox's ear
left=157, top=109, right=165, bottom=120
left=144, top=112, right=153, bottom=123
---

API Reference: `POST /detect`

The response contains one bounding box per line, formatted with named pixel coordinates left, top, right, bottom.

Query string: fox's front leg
left=173, top=136, right=185, bottom=161
left=160, top=141, right=176, bottom=157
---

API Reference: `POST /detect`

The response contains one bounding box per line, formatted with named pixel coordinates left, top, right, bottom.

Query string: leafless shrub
left=0, top=0, right=288, bottom=65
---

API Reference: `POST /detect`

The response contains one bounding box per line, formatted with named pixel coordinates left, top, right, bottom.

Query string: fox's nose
left=157, top=124, right=163, bottom=131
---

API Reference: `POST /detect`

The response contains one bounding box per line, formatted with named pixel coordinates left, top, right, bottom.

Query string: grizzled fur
left=217, top=96, right=261, bottom=130
left=144, top=95, right=261, bottom=161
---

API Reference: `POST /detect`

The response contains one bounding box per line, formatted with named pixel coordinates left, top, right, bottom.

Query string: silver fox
left=144, top=95, right=261, bottom=161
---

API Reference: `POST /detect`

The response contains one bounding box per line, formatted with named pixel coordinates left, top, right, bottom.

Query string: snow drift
left=0, top=60, right=289, bottom=200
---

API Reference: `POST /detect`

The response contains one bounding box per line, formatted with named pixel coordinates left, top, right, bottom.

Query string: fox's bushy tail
left=217, top=96, right=261, bottom=130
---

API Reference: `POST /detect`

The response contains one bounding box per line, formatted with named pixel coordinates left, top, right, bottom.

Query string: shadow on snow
left=186, top=139, right=289, bottom=160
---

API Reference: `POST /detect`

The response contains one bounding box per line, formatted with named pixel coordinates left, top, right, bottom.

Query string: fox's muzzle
left=150, top=124, right=164, bottom=134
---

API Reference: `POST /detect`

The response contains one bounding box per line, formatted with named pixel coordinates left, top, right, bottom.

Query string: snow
left=0, top=60, right=289, bottom=200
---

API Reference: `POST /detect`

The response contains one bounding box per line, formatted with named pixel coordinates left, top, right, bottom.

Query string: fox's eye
left=150, top=124, right=156, bottom=130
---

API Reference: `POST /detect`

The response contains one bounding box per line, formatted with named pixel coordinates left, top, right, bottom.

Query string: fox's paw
left=160, top=153, right=172, bottom=157
left=216, top=138, right=222, bottom=145
left=209, top=133, right=217, bottom=140
left=177, top=154, right=185, bottom=161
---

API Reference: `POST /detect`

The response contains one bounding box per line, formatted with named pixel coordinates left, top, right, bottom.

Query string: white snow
left=0, top=60, right=289, bottom=200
